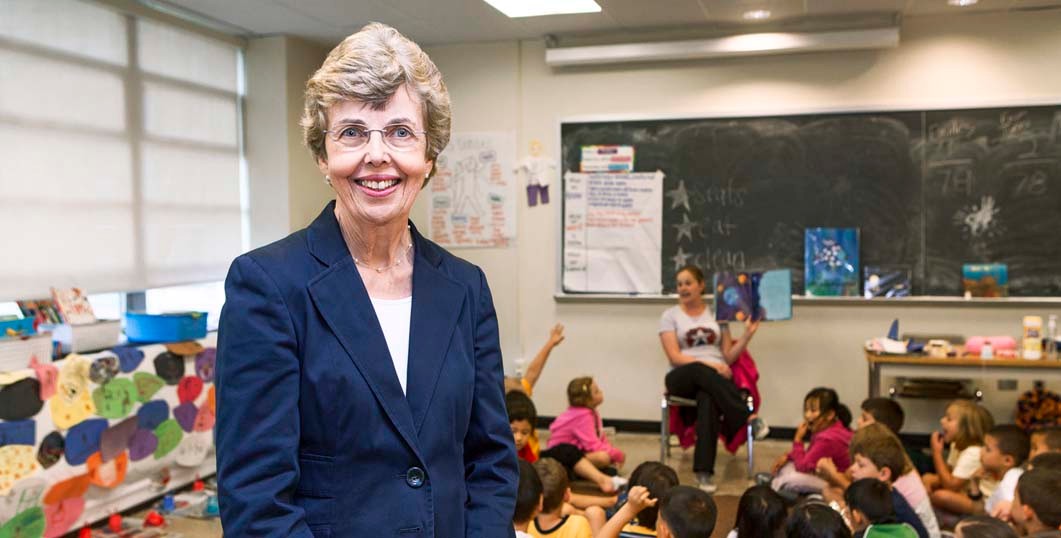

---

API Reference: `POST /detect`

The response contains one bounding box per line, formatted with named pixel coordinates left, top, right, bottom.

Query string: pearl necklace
left=353, top=225, right=413, bottom=274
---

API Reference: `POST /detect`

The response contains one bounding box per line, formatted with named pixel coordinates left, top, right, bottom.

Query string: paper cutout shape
left=153, top=420, right=182, bottom=460
left=194, top=348, right=216, bottom=382
left=28, top=357, right=57, bottom=401
left=0, top=378, right=44, bottom=421
left=127, top=430, right=157, bottom=462
left=110, top=346, right=145, bottom=373
left=714, top=269, right=793, bottom=322
left=100, top=417, right=137, bottom=463
left=165, top=341, right=203, bottom=356
left=49, top=356, right=95, bottom=430
left=0, top=421, right=36, bottom=447
left=88, top=356, right=119, bottom=385
left=64, top=419, right=107, bottom=466
left=42, top=474, right=90, bottom=505
left=193, top=404, right=215, bottom=432
left=0, top=476, right=45, bottom=527
left=36, top=433, right=64, bottom=469
left=91, top=378, right=137, bottom=419
left=43, top=496, right=83, bottom=538
left=962, top=263, right=1009, bottom=297
left=863, top=265, right=912, bottom=298
left=804, top=228, right=860, bottom=297
left=0, top=445, right=40, bottom=496
left=206, top=386, right=215, bottom=413
left=173, top=402, right=198, bottom=433
left=86, top=451, right=127, bottom=488
left=132, top=372, right=164, bottom=403
left=136, top=400, right=169, bottom=431
left=175, top=431, right=211, bottom=467
left=177, top=376, right=202, bottom=404
left=0, top=371, right=32, bottom=385
left=153, top=352, right=185, bottom=385
left=0, top=506, right=45, bottom=538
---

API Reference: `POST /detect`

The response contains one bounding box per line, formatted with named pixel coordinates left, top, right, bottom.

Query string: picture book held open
left=714, top=269, right=792, bottom=322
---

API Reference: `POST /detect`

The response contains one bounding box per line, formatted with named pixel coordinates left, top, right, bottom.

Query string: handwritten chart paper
left=428, top=132, right=516, bottom=248
left=563, top=171, right=663, bottom=293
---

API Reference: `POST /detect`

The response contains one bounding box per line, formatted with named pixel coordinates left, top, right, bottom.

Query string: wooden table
left=865, top=352, right=1061, bottom=398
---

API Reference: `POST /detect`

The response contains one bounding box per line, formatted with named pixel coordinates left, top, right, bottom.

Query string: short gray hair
left=301, top=23, right=451, bottom=180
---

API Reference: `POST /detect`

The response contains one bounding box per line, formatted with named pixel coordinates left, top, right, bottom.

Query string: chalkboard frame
left=554, top=100, right=1061, bottom=303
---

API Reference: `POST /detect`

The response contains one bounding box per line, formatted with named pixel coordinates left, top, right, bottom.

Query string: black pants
left=665, top=362, right=750, bottom=474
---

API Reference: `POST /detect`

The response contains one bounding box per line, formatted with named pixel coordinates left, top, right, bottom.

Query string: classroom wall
left=411, top=9, right=1061, bottom=432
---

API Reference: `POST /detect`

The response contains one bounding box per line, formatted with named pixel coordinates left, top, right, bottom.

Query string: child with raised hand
left=922, top=400, right=994, bottom=513
left=656, top=486, right=717, bottom=538
left=1010, top=467, right=1061, bottom=537
left=531, top=458, right=606, bottom=538
left=1029, top=425, right=1061, bottom=460
left=506, top=323, right=565, bottom=396
left=516, top=459, right=544, bottom=538
left=597, top=486, right=659, bottom=538
left=606, top=461, right=680, bottom=537
left=726, top=485, right=786, bottom=538
left=506, top=390, right=621, bottom=509
left=819, top=423, right=935, bottom=538
left=548, top=376, right=625, bottom=471
left=844, top=478, right=919, bottom=538
left=772, top=387, right=853, bottom=494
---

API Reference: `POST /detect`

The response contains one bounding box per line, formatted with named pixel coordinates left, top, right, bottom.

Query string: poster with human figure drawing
left=428, top=132, right=516, bottom=248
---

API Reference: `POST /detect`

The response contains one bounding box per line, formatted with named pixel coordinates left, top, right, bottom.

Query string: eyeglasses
left=323, top=124, right=427, bottom=152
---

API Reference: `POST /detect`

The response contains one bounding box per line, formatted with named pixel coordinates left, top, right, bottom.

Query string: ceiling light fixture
left=947, top=0, right=979, bottom=6
left=742, top=9, right=772, bottom=20
left=544, top=27, right=900, bottom=67
left=482, top=0, right=601, bottom=18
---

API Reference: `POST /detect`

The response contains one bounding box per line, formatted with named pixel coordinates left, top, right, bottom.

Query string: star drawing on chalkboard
left=673, top=213, right=697, bottom=243
left=666, top=180, right=690, bottom=211
left=672, top=246, right=691, bottom=271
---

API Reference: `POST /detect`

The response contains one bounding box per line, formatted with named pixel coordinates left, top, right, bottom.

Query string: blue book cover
left=805, top=228, right=860, bottom=297
left=714, top=269, right=792, bottom=321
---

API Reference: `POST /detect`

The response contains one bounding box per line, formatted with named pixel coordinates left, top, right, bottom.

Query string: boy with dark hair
left=1029, top=452, right=1061, bottom=472
left=844, top=478, right=918, bottom=538
left=516, top=460, right=544, bottom=538
left=982, top=425, right=1030, bottom=521
left=657, top=485, right=717, bottom=538
left=859, top=398, right=905, bottom=434
left=1011, top=468, right=1061, bottom=537
left=531, top=458, right=595, bottom=538
left=1029, top=426, right=1061, bottom=460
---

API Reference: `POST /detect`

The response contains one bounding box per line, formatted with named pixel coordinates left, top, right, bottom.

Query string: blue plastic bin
left=125, top=311, right=207, bottom=343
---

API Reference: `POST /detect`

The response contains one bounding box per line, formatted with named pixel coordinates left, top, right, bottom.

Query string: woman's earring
left=324, top=175, right=332, bottom=186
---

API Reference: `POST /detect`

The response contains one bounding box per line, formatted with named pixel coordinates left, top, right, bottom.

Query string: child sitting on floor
left=1010, top=467, right=1061, bottom=537
left=922, top=400, right=994, bottom=519
left=1029, top=425, right=1061, bottom=460
left=506, top=389, right=622, bottom=511
left=548, top=376, right=626, bottom=472
left=857, top=397, right=932, bottom=475
left=516, top=459, right=544, bottom=538
left=506, top=323, right=565, bottom=396
left=845, top=478, right=919, bottom=538
left=979, top=425, right=1030, bottom=522
left=772, top=387, right=853, bottom=494
left=726, top=485, right=787, bottom=538
left=531, top=458, right=606, bottom=538
left=599, top=461, right=680, bottom=537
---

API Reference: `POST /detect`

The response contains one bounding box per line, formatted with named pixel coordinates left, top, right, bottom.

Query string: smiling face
left=317, top=85, right=433, bottom=228
left=676, top=270, right=706, bottom=305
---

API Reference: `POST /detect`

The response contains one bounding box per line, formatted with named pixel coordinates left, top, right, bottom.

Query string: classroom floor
left=122, top=431, right=790, bottom=538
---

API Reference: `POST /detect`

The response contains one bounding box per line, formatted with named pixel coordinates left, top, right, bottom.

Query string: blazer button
left=406, top=467, right=426, bottom=488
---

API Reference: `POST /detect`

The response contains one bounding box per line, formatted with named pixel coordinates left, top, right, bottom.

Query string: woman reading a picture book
left=658, top=264, right=766, bottom=493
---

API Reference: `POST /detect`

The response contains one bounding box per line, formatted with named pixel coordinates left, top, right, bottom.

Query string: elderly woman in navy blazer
left=216, top=23, right=517, bottom=538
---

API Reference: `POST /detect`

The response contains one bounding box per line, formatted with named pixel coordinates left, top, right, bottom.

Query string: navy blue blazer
left=216, top=202, right=518, bottom=538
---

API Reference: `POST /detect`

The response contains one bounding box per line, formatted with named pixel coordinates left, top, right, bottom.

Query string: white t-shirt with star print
left=659, top=305, right=725, bottom=366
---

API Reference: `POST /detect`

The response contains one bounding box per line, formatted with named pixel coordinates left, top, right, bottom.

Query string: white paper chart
left=563, top=171, right=663, bottom=293
left=428, top=132, right=517, bottom=248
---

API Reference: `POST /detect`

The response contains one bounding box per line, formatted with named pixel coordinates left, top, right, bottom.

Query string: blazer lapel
left=306, top=203, right=422, bottom=458
left=405, top=227, right=465, bottom=433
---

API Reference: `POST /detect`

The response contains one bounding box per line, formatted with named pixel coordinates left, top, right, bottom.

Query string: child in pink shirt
left=771, top=387, right=853, bottom=494
left=548, top=376, right=625, bottom=470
